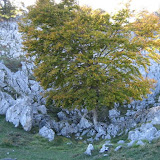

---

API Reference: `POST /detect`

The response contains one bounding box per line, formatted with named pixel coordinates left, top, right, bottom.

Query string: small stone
left=114, top=145, right=122, bottom=151
left=84, top=144, right=94, bottom=156
left=117, top=140, right=125, bottom=144
left=99, top=144, right=109, bottom=153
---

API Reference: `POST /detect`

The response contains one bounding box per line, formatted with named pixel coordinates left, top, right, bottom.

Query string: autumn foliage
left=19, top=0, right=160, bottom=111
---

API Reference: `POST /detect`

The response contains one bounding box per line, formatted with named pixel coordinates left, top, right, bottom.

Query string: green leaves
left=20, top=0, right=160, bottom=110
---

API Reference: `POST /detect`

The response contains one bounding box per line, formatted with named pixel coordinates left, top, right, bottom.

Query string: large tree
left=19, top=0, right=160, bottom=126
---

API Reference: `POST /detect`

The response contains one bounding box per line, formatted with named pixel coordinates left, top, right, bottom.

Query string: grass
left=1, top=115, right=160, bottom=160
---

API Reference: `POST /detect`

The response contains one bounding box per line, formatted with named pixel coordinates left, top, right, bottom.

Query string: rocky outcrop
left=1, top=20, right=160, bottom=145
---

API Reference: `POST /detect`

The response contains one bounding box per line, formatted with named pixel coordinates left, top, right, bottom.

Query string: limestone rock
left=39, top=126, right=55, bottom=141
left=37, top=105, right=47, bottom=114
left=78, top=117, right=92, bottom=130
left=114, top=145, right=122, bottom=151
left=128, top=123, right=159, bottom=142
left=84, top=144, right=94, bottom=156
left=99, top=144, right=109, bottom=153
left=6, top=98, right=33, bottom=131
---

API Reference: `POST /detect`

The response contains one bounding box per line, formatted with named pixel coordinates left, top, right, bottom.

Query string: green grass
left=1, top=115, right=160, bottom=160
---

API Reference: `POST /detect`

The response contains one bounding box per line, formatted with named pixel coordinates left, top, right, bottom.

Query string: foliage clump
left=0, top=0, right=17, bottom=20
left=19, top=0, right=160, bottom=112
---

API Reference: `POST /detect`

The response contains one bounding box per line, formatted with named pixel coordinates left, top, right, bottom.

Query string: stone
left=117, top=140, right=125, bottom=144
left=87, top=137, right=94, bottom=143
left=99, top=144, right=109, bottom=153
left=84, top=144, right=94, bottom=156
left=95, top=125, right=106, bottom=138
left=114, top=145, right=122, bottom=151
left=78, top=117, right=92, bottom=130
left=39, top=126, right=55, bottom=141
left=127, top=140, right=135, bottom=147
left=6, top=97, right=33, bottom=131
left=0, top=92, right=15, bottom=115
left=105, top=134, right=111, bottom=140
left=136, top=140, right=145, bottom=146
left=128, top=123, right=158, bottom=142
left=57, top=111, right=68, bottom=121
left=81, top=129, right=90, bottom=136
left=109, top=109, right=120, bottom=118
left=37, top=105, right=47, bottom=114
left=107, top=124, right=119, bottom=137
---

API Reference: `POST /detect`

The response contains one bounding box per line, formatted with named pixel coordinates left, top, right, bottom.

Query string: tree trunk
left=92, top=108, right=98, bottom=128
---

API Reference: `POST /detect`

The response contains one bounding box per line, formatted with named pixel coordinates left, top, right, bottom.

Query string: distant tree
left=19, top=0, right=160, bottom=126
left=0, top=0, right=17, bottom=20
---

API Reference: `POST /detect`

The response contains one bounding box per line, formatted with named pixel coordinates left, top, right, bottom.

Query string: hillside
left=1, top=115, right=160, bottom=160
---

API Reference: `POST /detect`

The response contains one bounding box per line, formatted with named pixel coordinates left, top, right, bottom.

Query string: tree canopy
left=19, top=0, right=160, bottom=112
left=0, top=0, right=17, bottom=20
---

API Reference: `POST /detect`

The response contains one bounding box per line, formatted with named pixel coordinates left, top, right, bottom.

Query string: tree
left=0, top=0, right=17, bottom=20
left=19, top=0, right=160, bottom=126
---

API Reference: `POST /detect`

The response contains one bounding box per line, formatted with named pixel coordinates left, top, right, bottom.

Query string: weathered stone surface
left=117, top=140, right=125, bottom=144
left=128, top=123, right=159, bottom=142
left=0, top=92, right=15, bottom=115
left=84, top=144, right=94, bottom=156
left=37, top=105, right=47, bottom=114
left=99, top=144, right=109, bottom=153
left=57, top=111, right=68, bottom=121
left=114, top=145, right=122, bottom=151
left=6, top=98, right=33, bottom=131
left=78, top=117, right=92, bottom=130
left=39, top=126, right=55, bottom=141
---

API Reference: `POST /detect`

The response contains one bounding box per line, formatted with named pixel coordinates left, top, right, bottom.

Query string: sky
left=11, top=0, right=160, bottom=13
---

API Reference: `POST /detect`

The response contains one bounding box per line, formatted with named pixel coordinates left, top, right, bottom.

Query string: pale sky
left=11, top=0, right=160, bottom=13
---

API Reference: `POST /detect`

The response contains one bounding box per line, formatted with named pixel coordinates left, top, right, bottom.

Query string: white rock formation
left=84, top=144, right=94, bottom=156
left=128, top=123, right=160, bottom=143
left=99, top=144, right=109, bottom=153
left=114, top=145, right=122, bottom=151
left=39, top=126, right=55, bottom=141
left=6, top=98, right=33, bottom=131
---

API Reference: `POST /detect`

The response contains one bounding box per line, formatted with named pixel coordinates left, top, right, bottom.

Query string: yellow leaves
left=20, top=0, right=160, bottom=110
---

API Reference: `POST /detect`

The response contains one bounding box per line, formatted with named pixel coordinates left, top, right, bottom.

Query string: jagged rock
left=99, top=144, right=109, bottom=153
left=0, top=92, right=15, bottom=115
left=57, top=111, right=68, bottom=121
left=109, top=109, right=120, bottom=119
left=39, top=126, right=55, bottom=141
left=107, top=124, right=119, bottom=137
left=37, top=105, right=47, bottom=114
left=78, top=117, right=92, bottom=130
left=51, top=120, right=60, bottom=133
left=84, top=144, right=94, bottom=156
left=60, top=122, right=78, bottom=137
left=6, top=98, right=33, bottom=131
left=95, top=124, right=106, bottom=138
left=105, top=134, right=111, bottom=140
left=114, top=145, right=122, bottom=151
left=81, top=129, right=90, bottom=136
left=128, top=123, right=158, bottom=142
